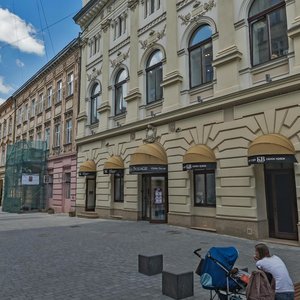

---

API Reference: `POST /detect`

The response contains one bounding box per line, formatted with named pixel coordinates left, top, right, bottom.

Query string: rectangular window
left=252, top=19, right=269, bottom=65
left=54, top=124, right=61, bottom=147
left=0, top=124, right=2, bottom=139
left=3, top=121, right=6, bottom=137
left=65, top=119, right=72, bottom=144
left=194, top=171, right=216, bottom=207
left=31, top=99, right=35, bottom=117
left=47, top=87, right=52, bottom=108
left=36, top=131, right=42, bottom=140
left=114, top=173, right=124, bottom=202
left=67, top=73, right=74, bottom=96
left=18, top=108, right=22, bottom=124
left=64, top=172, right=71, bottom=199
left=45, top=127, right=50, bottom=149
left=8, top=118, right=12, bottom=134
left=56, top=80, right=62, bottom=103
left=1, top=147, right=6, bottom=165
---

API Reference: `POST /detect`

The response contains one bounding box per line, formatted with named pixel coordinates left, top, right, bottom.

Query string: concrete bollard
left=138, top=254, right=163, bottom=276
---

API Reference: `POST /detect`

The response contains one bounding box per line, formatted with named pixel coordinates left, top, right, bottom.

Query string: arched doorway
left=248, top=134, right=299, bottom=240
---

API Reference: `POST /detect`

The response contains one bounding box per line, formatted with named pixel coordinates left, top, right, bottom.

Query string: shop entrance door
left=86, top=178, right=96, bottom=211
left=142, top=175, right=168, bottom=223
left=264, top=164, right=298, bottom=240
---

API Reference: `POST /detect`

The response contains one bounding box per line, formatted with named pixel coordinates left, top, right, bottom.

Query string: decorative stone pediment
left=178, top=0, right=216, bottom=25
left=110, top=49, right=130, bottom=68
left=139, top=25, right=166, bottom=50
left=87, top=67, right=102, bottom=81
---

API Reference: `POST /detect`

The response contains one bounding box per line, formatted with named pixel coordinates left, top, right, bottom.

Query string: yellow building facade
left=75, top=0, right=300, bottom=243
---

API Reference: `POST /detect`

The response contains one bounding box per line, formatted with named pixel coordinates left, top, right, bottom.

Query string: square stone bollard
left=138, top=254, right=163, bottom=276
left=162, top=271, right=194, bottom=300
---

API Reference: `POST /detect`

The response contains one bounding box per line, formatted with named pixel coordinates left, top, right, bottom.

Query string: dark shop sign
left=78, top=171, right=96, bottom=177
left=183, top=162, right=216, bottom=171
left=103, top=169, right=124, bottom=175
left=248, top=155, right=296, bottom=165
left=129, top=165, right=167, bottom=174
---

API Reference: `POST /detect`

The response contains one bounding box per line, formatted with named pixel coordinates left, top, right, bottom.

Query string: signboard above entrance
left=129, top=165, right=167, bottom=174
left=79, top=171, right=96, bottom=177
left=183, top=162, right=216, bottom=171
left=103, top=169, right=124, bottom=175
left=248, top=154, right=296, bottom=165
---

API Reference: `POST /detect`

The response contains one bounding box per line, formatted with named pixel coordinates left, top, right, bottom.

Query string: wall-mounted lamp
left=197, top=96, right=202, bottom=103
left=175, top=127, right=181, bottom=133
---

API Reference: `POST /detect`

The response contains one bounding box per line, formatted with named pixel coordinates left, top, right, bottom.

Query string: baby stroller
left=194, top=247, right=247, bottom=300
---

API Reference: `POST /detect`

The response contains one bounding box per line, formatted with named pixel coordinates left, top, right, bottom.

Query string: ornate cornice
left=139, top=25, right=166, bottom=49
left=128, top=0, right=139, bottom=10
left=109, top=37, right=130, bottom=56
left=101, top=18, right=111, bottom=32
left=178, top=0, right=216, bottom=25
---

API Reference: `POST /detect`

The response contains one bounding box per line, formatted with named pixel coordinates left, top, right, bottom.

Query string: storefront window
left=194, top=170, right=216, bottom=206
left=114, top=173, right=124, bottom=202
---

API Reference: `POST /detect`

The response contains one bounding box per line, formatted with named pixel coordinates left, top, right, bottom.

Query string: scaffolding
left=2, top=140, right=47, bottom=213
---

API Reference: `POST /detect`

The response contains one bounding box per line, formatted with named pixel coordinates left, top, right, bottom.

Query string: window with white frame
left=114, top=69, right=128, bottom=115
left=144, top=0, right=160, bottom=18
left=45, top=127, right=50, bottom=149
left=249, top=0, right=288, bottom=66
left=47, top=87, right=52, bottom=108
left=65, top=119, right=72, bottom=144
left=56, top=80, right=62, bottom=103
left=54, top=123, right=61, bottom=147
left=146, top=50, right=163, bottom=104
left=67, top=73, right=74, bottom=96
left=189, top=24, right=213, bottom=88
left=90, top=83, right=100, bottom=124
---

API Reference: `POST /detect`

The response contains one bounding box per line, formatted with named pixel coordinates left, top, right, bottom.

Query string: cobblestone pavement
left=0, top=211, right=300, bottom=300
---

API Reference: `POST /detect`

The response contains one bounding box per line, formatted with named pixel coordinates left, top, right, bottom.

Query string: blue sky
left=0, top=0, right=82, bottom=103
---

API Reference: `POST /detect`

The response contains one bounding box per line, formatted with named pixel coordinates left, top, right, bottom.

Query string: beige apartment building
left=0, top=97, right=15, bottom=206
left=11, top=38, right=80, bottom=213
left=74, top=0, right=300, bottom=243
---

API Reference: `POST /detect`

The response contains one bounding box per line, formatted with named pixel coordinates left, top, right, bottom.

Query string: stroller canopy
left=208, top=247, right=238, bottom=271
left=199, top=246, right=240, bottom=291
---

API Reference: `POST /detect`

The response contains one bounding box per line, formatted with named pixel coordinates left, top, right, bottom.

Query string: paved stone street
left=0, top=211, right=299, bottom=300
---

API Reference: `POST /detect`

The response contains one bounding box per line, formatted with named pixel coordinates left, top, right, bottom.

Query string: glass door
left=150, top=176, right=167, bottom=222
left=86, top=178, right=96, bottom=211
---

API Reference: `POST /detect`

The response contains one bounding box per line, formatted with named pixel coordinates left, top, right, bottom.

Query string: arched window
left=115, top=69, right=128, bottom=115
left=146, top=50, right=163, bottom=104
left=249, top=0, right=288, bottom=66
left=189, top=25, right=213, bottom=88
left=90, top=83, right=100, bottom=124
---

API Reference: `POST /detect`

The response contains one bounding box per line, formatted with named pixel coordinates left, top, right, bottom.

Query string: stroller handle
left=193, top=248, right=202, bottom=258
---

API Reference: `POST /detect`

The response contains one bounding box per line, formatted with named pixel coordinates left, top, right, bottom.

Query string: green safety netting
left=3, top=140, right=47, bottom=213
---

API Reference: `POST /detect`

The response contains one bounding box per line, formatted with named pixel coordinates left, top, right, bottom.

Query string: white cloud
left=0, top=8, right=44, bottom=55
left=0, top=76, right=12, bottom=94
left=16, top=58, right=25, bottom=68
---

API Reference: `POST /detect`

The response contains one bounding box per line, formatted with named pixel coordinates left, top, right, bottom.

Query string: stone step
left=77, top=211, right=100, bottom=219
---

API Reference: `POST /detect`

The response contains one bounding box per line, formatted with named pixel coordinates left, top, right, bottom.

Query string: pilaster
left=213, top=0, right=241, bottom=96
left=126, top=1, right=140, bottom=123
left=162, top=0, right=182, bottom=113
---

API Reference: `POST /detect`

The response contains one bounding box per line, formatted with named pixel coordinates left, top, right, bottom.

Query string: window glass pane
left=190, top=48, right=202, bottom=87
left=92, top=83, right=100, bottom=96
left=155, top=66, right=163, bottom=100
left=194, top=173, right=205, bottom=205
left=269, top=8, right=288, bottom=59
left=252, top=20, right=269, bottom=65
left=202, top=42, right=213, bottom=84
left=116, top=69, right=127, bottom=83
left=147, top=70, right=156, bottom=103
left=249, top=0, right=283, bottom=17
left=206, top=173, right=216, bottom=206
left=147, top=51, right=163, bottom=67
left=190, top=25, right=212, bottom=47
left=116, top=86, right=123, bottom=114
